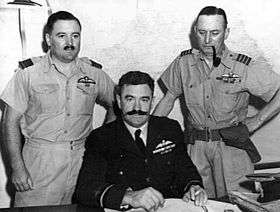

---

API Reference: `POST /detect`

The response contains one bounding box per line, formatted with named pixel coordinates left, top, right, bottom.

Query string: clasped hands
left=121, top=185, right=207, bottom=212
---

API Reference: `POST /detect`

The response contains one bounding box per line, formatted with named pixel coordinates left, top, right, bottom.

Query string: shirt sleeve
left=96, top=69, right=116, bottom=107
left=244, top=60, right=280, bottom=102
left=159, top=56, right=183, bottom=97
left=1, top=69, right=29, bottom=113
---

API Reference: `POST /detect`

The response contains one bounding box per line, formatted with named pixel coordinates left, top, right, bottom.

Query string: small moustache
left=126, top=110, right=148, bottom=115
left=64, top=45, right=75, bottom=50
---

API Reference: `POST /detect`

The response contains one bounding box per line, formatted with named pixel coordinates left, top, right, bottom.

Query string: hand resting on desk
left=107, top=198, right=242, bottom=212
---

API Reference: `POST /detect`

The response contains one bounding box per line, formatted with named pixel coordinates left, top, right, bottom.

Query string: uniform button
left=66, top=97, right=70, bottom=100
left=190, top=85, right=193, bottom=88
left=64, top=130, right=68, bottom=134
left=66, top=113, right=70, bottom=116
left=206, top=95, right=209, bottom=99
left=144, top=159, right=148, bottom=163
left=146, top=177, right=151, bottom=183
left=167, top=161, right=171, bottom=165
left=119, top=171, right=124, bottom=175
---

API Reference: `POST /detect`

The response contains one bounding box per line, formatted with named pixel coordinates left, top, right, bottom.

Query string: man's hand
left=244, top=115, right=261, bottom=133
left=12, top=166, right=33, bottom=192
left=182, top=185, right=207, bottom=206
left=121, top=187, right=165, bottom=212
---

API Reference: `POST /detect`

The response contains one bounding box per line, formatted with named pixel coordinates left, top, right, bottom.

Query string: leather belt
left=193, top=128, right=222, bottom=142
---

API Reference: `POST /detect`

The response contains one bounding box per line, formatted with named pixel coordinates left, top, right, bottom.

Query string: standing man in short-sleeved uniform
left=1, top=11, right=116, bottom=207
left=153, top=6, right=280, bottom=199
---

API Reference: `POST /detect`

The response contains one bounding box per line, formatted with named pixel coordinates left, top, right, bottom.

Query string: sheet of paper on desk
left=105, top=198, right=242, bottom=212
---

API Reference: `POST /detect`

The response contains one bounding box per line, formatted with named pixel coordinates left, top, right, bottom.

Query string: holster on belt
left=218, top=123, right=261, bottom=163
left=187, top=123, right=261, bottom=163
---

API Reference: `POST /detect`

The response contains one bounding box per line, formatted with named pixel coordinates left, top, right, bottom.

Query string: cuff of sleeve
left=102, top=184, right=129, bottom=210
left=184, top=180, right=204, bottom=193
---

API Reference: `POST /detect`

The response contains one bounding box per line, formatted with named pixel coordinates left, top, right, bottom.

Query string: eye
left=198, top=30, right=206, bottom=35
left=211, top=31, right=220, bottom=36
left=125, top=97, right=134, bottom=102
left=58, top=34, right=65, bottom=38
left=141, top=97, right=150, bottom=103
left=72, top=34, right=80, bottom=39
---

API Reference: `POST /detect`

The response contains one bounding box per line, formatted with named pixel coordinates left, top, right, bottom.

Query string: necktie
left=134, top=129, right=146, bottom=155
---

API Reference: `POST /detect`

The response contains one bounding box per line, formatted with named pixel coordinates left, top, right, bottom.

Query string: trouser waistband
left=25, top=138, right=86, bottom=150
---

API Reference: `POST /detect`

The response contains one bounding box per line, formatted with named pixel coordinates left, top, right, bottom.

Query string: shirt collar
left=124, top=121, right=148, bottom=142
left=45, top=50, right=83, bottom=74
left=195, top=45, right=232, bottom=69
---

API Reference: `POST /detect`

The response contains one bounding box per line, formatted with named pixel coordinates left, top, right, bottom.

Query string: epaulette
left=180, top=49, right=192, bottom=57
left=18, top=58, right=34, bottom=69
left=80, top=57, right=102, bottom=69
left=90, top=59, right=102, bottom=69
left=235, top=53, right=252, bottom=65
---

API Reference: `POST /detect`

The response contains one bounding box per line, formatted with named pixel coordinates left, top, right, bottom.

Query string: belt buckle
left=205, top=127, right=213, bottom=142
left=70, top=141, right=74, bottom=150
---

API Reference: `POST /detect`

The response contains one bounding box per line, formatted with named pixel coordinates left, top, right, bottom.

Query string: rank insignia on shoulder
left=180, top=49, right=192, bottom=57
left=80, top=57, right=102, bottom=69
left=18, top=58, right=34, bottom=69
left=77, top=76, right=96, bottom=87
left=90, top=59, right=102, bottom=69
left=235, top=53, right=252, bottom=65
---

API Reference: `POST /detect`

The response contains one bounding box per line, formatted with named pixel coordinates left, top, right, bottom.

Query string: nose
left=204, top=32, right=211, bottom=44
left=133, top=99, right=141, bottom=111
left=66, top=36, right=73, bottom=46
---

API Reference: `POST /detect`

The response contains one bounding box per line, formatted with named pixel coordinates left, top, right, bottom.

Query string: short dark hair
left=196, top=6, right=228, bottom=28
left=45, top=11, right=81, bottom=34
left=117, top=71, right=155, bottom=95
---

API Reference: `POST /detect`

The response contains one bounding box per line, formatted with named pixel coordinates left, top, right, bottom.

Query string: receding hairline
left=195, top=14, right=228, bottom=29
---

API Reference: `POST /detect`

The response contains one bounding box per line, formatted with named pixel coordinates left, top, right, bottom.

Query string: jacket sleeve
left=172, top=121, right=204, bottom=195
left=74, top=130, right=128, bottom=209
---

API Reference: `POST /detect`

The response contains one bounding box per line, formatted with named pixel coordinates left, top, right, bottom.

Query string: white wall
left=0, top=0, right=280, bottom=207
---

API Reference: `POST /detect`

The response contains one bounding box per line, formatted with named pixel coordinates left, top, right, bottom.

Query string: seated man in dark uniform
left=75, top=71, right=207, bottom=211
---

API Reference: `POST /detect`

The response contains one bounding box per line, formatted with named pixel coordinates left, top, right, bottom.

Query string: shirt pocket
left=213, top=83, right=243, bottom=113
left=74, top=84, right=97, bottom=115
left=31, top=84, right=60, bottom=113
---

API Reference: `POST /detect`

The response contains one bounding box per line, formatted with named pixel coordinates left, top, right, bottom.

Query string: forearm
left=257, top=88, right=280, bottom=125
left=153, top=92, right=177, bottom=117
left=104, top=105, right=116, bottom=124
left=2, top=107, right=25, bottom=171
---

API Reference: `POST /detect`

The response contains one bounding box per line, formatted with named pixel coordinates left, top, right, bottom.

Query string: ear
left=116, top=94, right=121, bottom=109
left=194, top=25, right=198, bottom=34
left=224, top=28, right=230, bottom=40
left=45, top=33, right=51, bottom=47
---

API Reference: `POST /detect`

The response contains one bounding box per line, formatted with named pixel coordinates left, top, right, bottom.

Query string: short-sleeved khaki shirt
left=1, top=52, right=115, bottom=142
left=160, top=46, right=280, bottom=130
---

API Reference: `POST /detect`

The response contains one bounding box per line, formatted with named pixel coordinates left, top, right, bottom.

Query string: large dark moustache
left=126, top=110, right=148, bottom=115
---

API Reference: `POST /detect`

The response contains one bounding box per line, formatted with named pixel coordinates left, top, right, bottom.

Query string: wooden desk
left=0, top=204, right=104, bottom=212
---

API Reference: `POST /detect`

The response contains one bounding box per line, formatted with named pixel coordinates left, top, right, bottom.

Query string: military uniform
left=75, top=116, right=203, bottom=210
left=1, top=51, right=115, bottom=206
left=159, top=46, right=280, bottom=198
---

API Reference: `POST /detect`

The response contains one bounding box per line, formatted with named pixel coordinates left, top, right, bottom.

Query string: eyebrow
left=55, top=32, right=80, bottom=36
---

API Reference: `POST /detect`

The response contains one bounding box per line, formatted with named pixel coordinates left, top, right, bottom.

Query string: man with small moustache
left=75, top=71, right=207, bottom=211
left=1, top=11, right=116, bottom=206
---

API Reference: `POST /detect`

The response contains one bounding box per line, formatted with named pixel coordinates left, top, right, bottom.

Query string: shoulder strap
left=89, top=59, right=102, bottom=69
left=18, top=58, right=34, bottom=69
left=235, top=53, right=252, bottom=66
left=180, top=49, right=193, bottom=57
